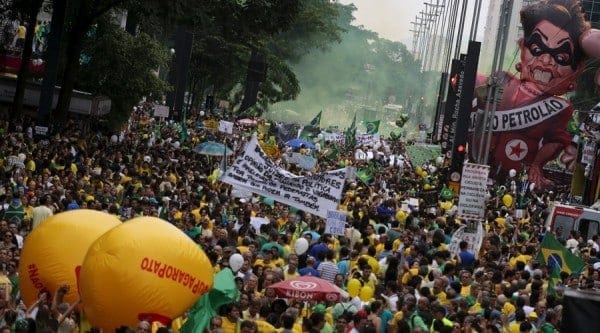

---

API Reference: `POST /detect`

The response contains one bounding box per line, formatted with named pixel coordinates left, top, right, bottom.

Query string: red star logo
left=509, top=142, right=525, bottom=157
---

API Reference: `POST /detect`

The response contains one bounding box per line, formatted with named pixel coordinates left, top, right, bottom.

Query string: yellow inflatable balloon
left=395, top=210, right=407, bottom=223
left=439, top=200, right=453, bottom=211
left=359, top=285, right=374, bottom=301
left=19, top=210, right=121, bottom=307
left=79, top=217, right=214, bottom=331
left=415, top=166, right=423, bottom=177
left=502, top=194, right=513, bottom=207
left=347, top=278, right=361, bottom=298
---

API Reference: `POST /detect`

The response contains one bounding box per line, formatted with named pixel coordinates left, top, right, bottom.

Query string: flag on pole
left=180, top=269, right=238, bottom=333
left=536, top=233, right=585, bottom=275
left=309, top=110, right=322, bottom=127
left=180, top=117, right=188, bottom=143
left=364, top=120, right=380, bottom=134
left=344, top=113, right=357, bottom=151
left=220, top=142, right=228, bottom=172
left=355, top=168, right=373, bottom=184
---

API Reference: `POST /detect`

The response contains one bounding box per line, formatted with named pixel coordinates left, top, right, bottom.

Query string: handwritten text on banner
left=221, top=135, right=347, bottom=218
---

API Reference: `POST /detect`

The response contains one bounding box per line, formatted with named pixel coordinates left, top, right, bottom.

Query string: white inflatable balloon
left=110, top=135, right=118, bottom=143
left=435, top=156, right=444, bottom=166
left=294, top=238, right=309, bottom=255
left=508, top=169, right=517, bottom=178
left=229, top=254, right=244, bottom=272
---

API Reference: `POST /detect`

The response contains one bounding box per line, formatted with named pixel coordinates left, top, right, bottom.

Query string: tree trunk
left=52, top=28, right=85, bottom=126
left=237, top=50, right=266, bottom=115
left=12, top=0, right=44, bottom=120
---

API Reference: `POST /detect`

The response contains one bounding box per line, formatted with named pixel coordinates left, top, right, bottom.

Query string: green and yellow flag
left=310, top=110, right=322, bottom=127
left=364, top=120, right=380, bottom=134
left=547, top=264, right=562, bottom=297
left=536, top=233, right=585, bottom=275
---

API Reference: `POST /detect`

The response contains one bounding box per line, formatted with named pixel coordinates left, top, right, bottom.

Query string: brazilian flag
left=309, top=110, right=322, bottom=127
left=547, top=265, right=562, bottom=297
left=536, top=233, right=585, bottom=275
left=355, top=168, right=373, bottom=184
left=364, top=120, right=380, bottom=134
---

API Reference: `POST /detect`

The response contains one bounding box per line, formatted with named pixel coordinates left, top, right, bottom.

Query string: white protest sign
left=356, top=133, right=380, bottom=146
left=448, top=223, right=484, bottom=259
left=219, top=120, right=234, bottom=134
left=153, top=105, right=169, bottom=118
left=325, top=210, right=347, bottom=236
left=250, top=217, right=270, bottom=233
left=457, top=163, right=489, bottom=220
left=323, top=132, right=345, bottom=145
left=221, top=135, right=347, bottom=218
left=582, top=141, right=596, bottom=165
left=34, top=126, right=48, bottom=136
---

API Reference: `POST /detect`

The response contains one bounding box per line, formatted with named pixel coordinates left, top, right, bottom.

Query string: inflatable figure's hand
left=580, top=29, right=600, bottom=87
left=560, top=144, right=577, bottom=171
left=528, top=164, right=553, bottom=190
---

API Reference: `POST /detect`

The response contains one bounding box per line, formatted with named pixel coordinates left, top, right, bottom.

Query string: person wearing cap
left=526, top=311, right=538, bottom=332
left=311, top=304, right=334, bottom=333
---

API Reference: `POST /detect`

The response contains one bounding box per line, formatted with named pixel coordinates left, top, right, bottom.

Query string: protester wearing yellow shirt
left=221, top=304, right=241, bottom=333
left=360, top=246, right=381, bottom=276
left=459, top=271, right=473, bottom=298
left=432, top=277, right=448, bottom=305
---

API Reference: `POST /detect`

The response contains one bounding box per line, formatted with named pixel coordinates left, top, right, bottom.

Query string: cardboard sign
left=325, top=210, right=347, bottom=236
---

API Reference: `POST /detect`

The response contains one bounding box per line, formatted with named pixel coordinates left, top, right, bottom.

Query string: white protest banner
left=448, top=222, right=484, bottom=259
left=221, top=135, right=347, bottom=218
left=457, top=163, right=489, bottom=220
left=325, top=210, right=347, bottom=236
left=219, top=120, right=234, bottom=134
left=153, top=105, right=169, bottom=118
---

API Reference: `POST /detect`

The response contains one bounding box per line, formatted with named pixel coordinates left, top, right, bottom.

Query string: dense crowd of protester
left=0, top=105, right=597, bottom=333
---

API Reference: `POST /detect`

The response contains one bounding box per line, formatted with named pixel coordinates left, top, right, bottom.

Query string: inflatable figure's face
left=518, top=20, right=581, bottom=96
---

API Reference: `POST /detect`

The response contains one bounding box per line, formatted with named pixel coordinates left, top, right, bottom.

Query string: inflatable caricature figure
left=470, top=0, right=600, bottom=189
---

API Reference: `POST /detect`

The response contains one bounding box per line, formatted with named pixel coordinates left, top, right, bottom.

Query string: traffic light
left=450, top=143, right=467, bottom=175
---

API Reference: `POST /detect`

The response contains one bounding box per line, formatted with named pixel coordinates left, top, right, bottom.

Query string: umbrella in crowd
left=193, top=141, right=234, bottom=156
left=265, top=275, right=347, bottom=302
left=285, top=138, right=315, bottom=149
left=260, top=241, right=285, bottom=257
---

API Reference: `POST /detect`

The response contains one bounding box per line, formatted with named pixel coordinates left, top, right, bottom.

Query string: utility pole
left=476, top=0, right=514, bottom=165
left=423, top=1, right=444, bottom=72
left=410, top=19, right=424, bottom=56
left=418, top=10, right=436, bottom=71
